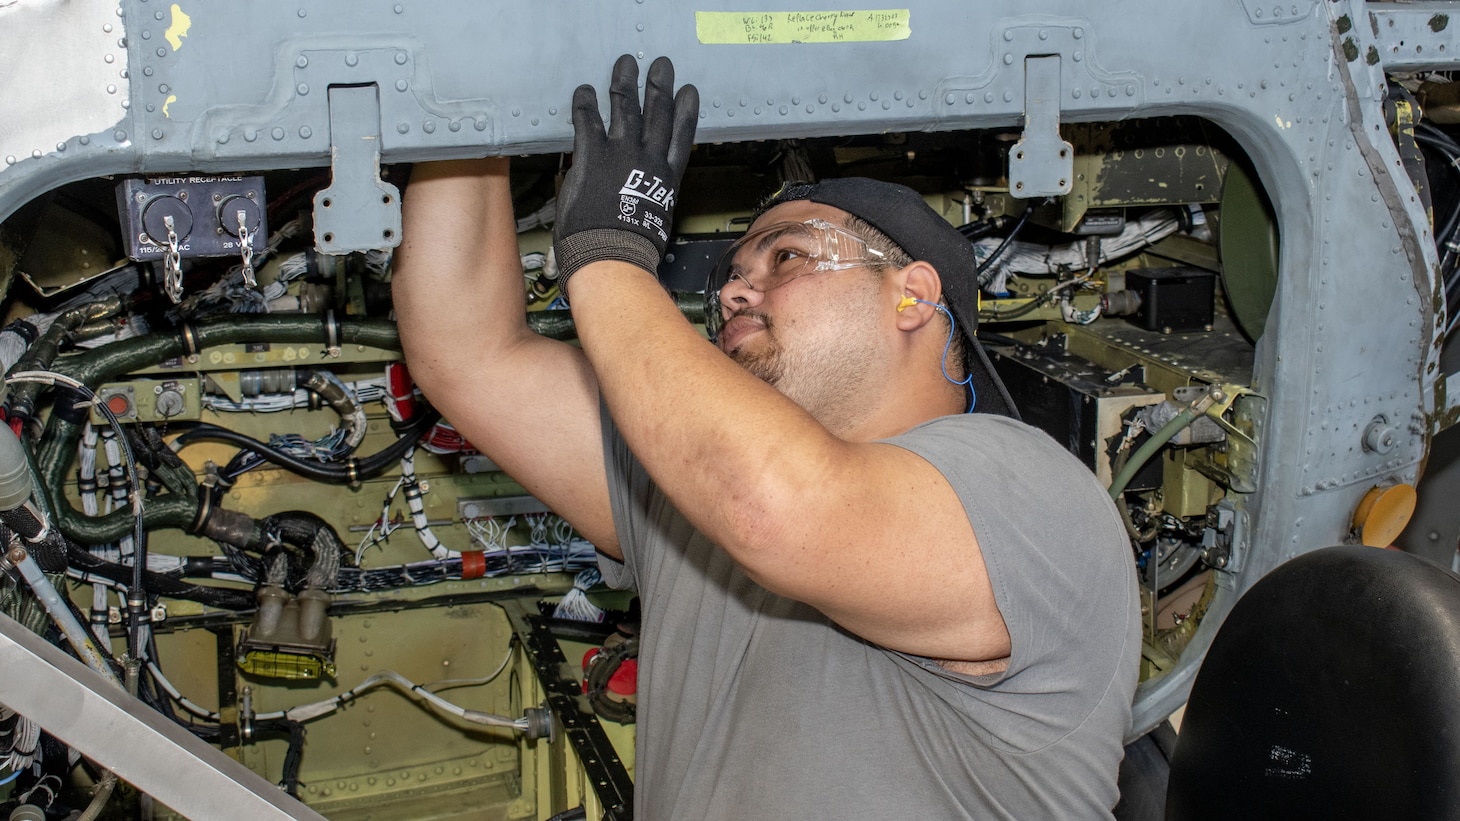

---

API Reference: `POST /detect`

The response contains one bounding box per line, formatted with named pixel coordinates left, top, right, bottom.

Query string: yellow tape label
left=696, top=9, right=911, bottom=44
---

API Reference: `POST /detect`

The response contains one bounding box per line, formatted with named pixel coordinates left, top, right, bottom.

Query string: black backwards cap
left=761, top=178, right=1020, bottom=419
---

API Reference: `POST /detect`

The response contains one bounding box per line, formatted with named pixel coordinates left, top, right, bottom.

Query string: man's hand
left=553, top=54, right=699, bottom=302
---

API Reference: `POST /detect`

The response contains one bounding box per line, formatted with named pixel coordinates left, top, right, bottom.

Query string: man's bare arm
left=570, top=264, right=1009, bottom=663
left=547, top=54, right=1007, bottom=663
left=392, top=158, right=619, bottom=556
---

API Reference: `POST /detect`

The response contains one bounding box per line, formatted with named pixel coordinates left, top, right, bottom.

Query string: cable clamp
left=345, top=458, right=361, bottom=489
left=189, top=486, right=213, bottom=534
left=323, top=310, right=342, bottom=359
left=179, top=322, right=201, bottom=363
left=241, top=687, right=254, bottom=742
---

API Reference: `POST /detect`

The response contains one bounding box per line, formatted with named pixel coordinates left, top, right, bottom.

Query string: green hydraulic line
left=672, top=291, right=707, bottom=325
left=35, top=315, right=400, bottom=543
left=529, top=292, right=704, bottom=334
left=1107, top=407, right=1199, bottom=500
left=1108, top=385, right=1232, bottom=501
left=30, top=296, right=706, bottom=544
left=60, top=496, right=199, bottom=544
left=6, top=297, right=123, bottom=420
left=51, top=315, right=401, bottom=387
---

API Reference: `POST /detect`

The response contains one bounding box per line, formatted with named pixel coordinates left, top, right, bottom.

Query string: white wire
left=79, top=421, right=108, bottom=640
left=89, top=584, right=112, bottom=650
left=400, top=451, right=455, bottom=560
left=975, top=209, right=1181, bottom=284
left=424, top=644, right=516, bottom=693
left=0, top=328, right=35, bottom=375
left=78, top=422, right=99, bottom=517
left=201, top=376, right=387, bottom=414
left=355, top=474, right=407, bottom=563
left=1061, top=300, right=1104, bottom=325
left=364, top=249, right=392, bottom=276
left=516, top=199, right=557, bottom=233
left=1056, top=267, right=1103, bottom=325
left=145, top=661, right=220, bottom=722
left=148, top=657, right=528, bottom=732
left=466, top=516, right=516, bottom=552
left=461, top=515, right=598, bottom=572
left=16, top=772, right=57, bottom=807
left=553, top=568, right=606, bottom=623
left=3, top=713, right=40, bottom=773
left=272, top=670, right=529, bottom=731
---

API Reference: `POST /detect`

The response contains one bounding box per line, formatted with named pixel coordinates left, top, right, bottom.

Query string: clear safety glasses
left=705, top=218, right=888, bottom=339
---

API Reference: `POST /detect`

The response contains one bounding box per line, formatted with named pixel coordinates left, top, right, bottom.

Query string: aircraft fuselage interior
left=1, top=1, right=1457, bottom=818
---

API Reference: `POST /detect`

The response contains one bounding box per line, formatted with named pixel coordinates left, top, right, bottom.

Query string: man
left=395, top=54, right=1140, bottom=818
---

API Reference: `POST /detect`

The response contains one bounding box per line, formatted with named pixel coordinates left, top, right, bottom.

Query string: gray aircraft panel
left=0, top=0, right=1452, bottom=746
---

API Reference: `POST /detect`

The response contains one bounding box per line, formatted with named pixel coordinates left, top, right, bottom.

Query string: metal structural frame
left=0, top=612, right=325, bottom=819
left=0, top=0, right=1455, bottom=767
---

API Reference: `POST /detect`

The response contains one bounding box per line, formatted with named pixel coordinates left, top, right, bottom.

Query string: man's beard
left=724, top=293, right=884, bottom=433
left=726, top=312, right=786, bottom=386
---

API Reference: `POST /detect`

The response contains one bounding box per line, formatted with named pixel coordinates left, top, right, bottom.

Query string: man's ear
left=893, top=261, right=945, bottom=332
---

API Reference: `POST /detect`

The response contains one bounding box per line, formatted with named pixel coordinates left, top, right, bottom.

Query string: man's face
left=714, top=201, right=894, bottom=421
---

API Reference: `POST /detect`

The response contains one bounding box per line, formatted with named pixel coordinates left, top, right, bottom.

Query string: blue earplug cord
left=908, top=298, right=976, bottom=413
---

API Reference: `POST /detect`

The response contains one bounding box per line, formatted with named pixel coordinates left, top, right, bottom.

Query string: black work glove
left=554, top=54, right=699, bottom=304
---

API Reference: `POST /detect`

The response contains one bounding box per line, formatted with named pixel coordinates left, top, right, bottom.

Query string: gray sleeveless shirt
left=599, top=412, right=1141, bottom=819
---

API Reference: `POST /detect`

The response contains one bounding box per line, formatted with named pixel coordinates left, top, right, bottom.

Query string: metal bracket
left=313, top=84, right=402, bottom=255
left=1203, top=499, right=1245, bottom=576
left=1203, top=384, right=1263, bottom=495
left=508, top=607, right=634, bottom=821
left=1008, top=55, right=1073, bottom=199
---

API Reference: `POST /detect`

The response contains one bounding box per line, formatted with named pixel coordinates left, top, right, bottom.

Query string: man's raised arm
left=392, top=158, right=619, bottom=555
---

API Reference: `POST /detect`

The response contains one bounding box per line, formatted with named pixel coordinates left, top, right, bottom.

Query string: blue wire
left=0, top=769, right=21, bottom=787
left=913, top=299, right=977, bottom=413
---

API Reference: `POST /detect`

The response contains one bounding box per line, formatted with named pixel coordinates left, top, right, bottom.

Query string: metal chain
left=236, top=210, right=257, bottom=289
left=162, top=214, right=183, bottom=304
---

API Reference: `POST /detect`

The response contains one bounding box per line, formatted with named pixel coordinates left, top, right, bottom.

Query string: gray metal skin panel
left=0, top=0, right=1448, bottom=744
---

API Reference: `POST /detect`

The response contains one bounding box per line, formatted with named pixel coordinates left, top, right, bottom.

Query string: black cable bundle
left=176, top=407, right=441, bottom=486
left=66, top=543, right=254, bottom=610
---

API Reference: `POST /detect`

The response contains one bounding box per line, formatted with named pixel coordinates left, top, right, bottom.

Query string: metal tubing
left=0, top=611, right=326, bottom=821
left=4, top=548, right=117, bottom=684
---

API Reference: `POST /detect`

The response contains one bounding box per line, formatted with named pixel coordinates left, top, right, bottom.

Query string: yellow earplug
left=897, top=295, right=919, bottom=312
